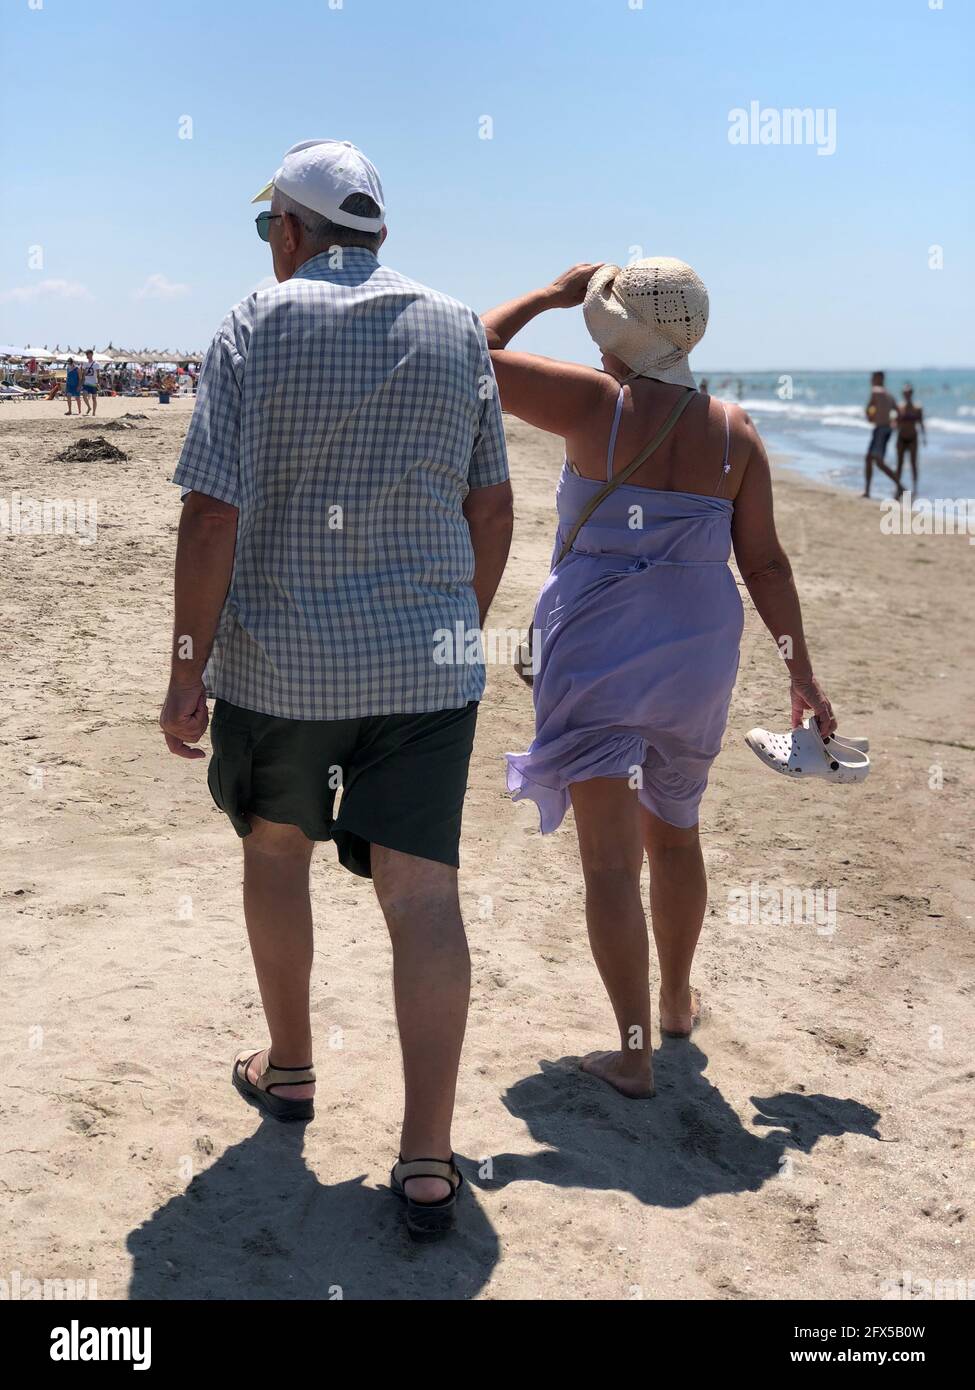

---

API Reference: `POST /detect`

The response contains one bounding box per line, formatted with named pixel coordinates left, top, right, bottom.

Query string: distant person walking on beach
left=159, top=139, right=512, bottom=1240
left=863, top=370, right=900, bottom=497
left=483, top=258, right=834, bottom=1099
left=895, top=384, right=926, bottom=491
left=64, top=358, right=82, bottom=415
left=81, top=350, right=98, bottom=415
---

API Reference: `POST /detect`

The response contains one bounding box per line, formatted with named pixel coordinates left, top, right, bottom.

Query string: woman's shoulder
left=703, top=397, right=765, bottom=490
left=715, top=398, right=761, bottom=448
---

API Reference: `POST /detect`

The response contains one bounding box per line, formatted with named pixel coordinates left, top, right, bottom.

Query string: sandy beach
left=1, top=392, right=972, bottom=1302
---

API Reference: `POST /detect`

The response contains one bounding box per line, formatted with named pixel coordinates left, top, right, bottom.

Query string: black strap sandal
left=390, top=1155, right=463, bottom=1241
left=232, top=1049, right=315, bottom=1123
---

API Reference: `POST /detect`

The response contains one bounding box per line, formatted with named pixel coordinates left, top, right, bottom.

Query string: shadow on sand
left=482, top=1043, right=881, bottom=1207
left=127, top=1044, right=880, bottom=1298
left=126, top=1120, right=500, bottom=1301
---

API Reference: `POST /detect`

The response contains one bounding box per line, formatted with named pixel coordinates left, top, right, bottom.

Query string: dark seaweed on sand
left=54, top=437, right=129, bottom=463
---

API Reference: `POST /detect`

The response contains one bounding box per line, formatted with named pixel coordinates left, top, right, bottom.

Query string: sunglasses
left=255, top=211, right=283, bottom=242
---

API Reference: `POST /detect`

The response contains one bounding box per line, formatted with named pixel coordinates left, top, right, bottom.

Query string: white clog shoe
left=744, top=721, right=871, bottom=783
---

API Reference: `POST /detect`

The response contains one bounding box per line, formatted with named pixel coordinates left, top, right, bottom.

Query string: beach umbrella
left=22, top=347, right=56, bottom=361
left=63, top=348, right=111, bottom=363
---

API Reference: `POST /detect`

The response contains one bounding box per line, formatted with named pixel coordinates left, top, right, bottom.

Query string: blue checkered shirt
left=172, top=248, right=509, bottom=719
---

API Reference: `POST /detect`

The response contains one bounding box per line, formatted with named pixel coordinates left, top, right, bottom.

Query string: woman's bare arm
left=489, top=349, right=609, bottom=437
left=482, top=285, right=561, bottom=351
left=481, top=264, right=611, bottom=439
left=481, top=263, right=602, bottom=349
left=731, top=413, right=837, bottom=735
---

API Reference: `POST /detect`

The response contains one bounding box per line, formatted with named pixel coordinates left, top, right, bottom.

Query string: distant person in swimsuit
left=863, top=370, right=900, bottom=498
left=895, top=384, right=925, bottom=492
left=482, top=258, right=835, bottom=1099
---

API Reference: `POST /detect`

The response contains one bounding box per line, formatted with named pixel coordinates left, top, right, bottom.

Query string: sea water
left=700, top=369, right=975, bottom=500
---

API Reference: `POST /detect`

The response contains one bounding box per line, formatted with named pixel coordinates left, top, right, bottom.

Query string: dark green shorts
left=207, top=699, right=478, bottom=878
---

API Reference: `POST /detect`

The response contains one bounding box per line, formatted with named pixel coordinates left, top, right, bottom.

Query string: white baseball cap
left=251, top=139, right=385, bottom=233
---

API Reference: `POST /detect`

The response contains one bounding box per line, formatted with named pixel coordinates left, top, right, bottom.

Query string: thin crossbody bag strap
left=553, top=387, right=697, bottom=569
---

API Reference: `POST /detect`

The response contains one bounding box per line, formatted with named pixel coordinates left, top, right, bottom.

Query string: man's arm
left=170, top=491, right=239, bottom=682
left=159, top=490, right=238, bottom=757
left=160, top=315, right=245, bottom=756
left=463, top=481, right=513, bottom=626
left=463, top=312, right=513, bottom=624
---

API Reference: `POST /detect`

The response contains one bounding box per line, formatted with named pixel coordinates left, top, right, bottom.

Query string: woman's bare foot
left=243, top=1047, right=315, bottom=1101
left=580, top=1050, right=655, bottom=1099
left=659, top=985, right=703, bottom=1038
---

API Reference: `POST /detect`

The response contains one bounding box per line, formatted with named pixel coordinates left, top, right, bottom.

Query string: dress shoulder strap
left=714, top=401, right=732, bottom=495
left=606, top=387, right=625, bottom=481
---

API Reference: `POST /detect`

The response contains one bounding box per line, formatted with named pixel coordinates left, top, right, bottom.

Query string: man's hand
left=160, top=678, right=209, bottom=758
left=162, top=489, right=237, bottom=760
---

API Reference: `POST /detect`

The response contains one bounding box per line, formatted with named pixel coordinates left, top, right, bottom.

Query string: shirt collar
left=293, top=247, right=379, bottom=281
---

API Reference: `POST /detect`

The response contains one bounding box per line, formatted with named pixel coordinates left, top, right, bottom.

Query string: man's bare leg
left=371, top=845, right=470, bottom=1204
left=569, top=778, right=654, bottom=1098
left=641, top=807, right=707, bottom=1036
left=863, top=452, right=873, bottom=498
left=870, top=451, right=902, bottom=496
left=239, top=816, right=316, bottom=1100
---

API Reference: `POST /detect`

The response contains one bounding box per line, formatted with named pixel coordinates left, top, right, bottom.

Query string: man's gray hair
left=274, top=189, right=382, bottom=252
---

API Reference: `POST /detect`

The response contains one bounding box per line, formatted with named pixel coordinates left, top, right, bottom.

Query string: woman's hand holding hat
left=547, top=263, right=605, bottom=308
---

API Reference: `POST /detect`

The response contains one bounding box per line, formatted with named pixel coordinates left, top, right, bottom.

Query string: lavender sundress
left=506, top=389, right=744, bottom=830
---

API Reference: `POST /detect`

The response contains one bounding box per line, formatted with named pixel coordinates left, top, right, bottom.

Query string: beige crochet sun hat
left=583, top=257, right=709, bottom=389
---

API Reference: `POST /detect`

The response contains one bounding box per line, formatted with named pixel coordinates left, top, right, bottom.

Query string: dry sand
left=1, top=393, right=972, bottom=1301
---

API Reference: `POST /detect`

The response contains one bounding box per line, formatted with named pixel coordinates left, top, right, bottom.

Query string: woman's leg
left=569, top=778, right=654, bottom=1097
left=640, top=806, right=706, bottom=1036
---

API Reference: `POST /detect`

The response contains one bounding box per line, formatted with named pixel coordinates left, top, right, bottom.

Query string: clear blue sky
left=2, top=0, right=972, bottom=368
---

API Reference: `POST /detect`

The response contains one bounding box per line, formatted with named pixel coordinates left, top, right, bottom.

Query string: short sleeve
left=171, top=314, right=244, bottom=507
left=467, top=316, right=509, bottom=490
